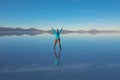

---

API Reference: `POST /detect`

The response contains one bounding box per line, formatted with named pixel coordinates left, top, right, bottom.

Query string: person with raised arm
left=52, top=27, right=63, bottom=49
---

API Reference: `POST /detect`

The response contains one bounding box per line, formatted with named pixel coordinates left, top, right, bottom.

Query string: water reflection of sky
left=0, top=34, right=120, bottom=80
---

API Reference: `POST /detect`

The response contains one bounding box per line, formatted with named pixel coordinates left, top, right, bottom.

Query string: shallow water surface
left=0, top=33, right=120, bottom=80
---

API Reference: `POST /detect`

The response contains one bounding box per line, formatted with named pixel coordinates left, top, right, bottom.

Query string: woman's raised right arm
left=52, top=27, right=56, bottom=34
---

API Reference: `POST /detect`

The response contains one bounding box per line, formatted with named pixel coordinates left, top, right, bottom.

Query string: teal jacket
left=52, top=28, right=62, bottom=39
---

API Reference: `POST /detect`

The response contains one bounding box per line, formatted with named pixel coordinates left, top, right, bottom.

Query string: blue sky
left=0, top=0, right=120, bottom=29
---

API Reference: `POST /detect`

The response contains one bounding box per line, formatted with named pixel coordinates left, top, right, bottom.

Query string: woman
left=52, top=27, right=63, bottom=49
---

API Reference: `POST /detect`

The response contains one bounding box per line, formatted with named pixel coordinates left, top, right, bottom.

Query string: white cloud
left=0, top=66, right=54, bottom=74
left=96, top=19, right=106, bottom=22
left=0, top=63, right=92, bottom=74
left=38, top=21, right=63, bottom=24
left=105, top=63, right=120, bottom=68
left=1, top=63, right=120, bottom=74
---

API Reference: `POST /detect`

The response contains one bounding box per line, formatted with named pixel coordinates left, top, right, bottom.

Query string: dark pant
left=54, top=39, right=61, bottom=49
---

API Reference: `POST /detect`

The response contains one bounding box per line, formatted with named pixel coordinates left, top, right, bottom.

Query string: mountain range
left=0, top=27, right=120, bottom=36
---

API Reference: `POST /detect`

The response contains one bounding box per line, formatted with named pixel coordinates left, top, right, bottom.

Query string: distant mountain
left=0, top=27, right=47, bottom=36
left=0, top=27, right=120, bottom=36
left=0, top=27, right=39, bottom=31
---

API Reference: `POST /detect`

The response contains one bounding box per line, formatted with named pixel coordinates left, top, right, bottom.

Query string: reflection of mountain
left=0, top=27, right=48, bottom=36
left=0, top=27, right=120, bottom=36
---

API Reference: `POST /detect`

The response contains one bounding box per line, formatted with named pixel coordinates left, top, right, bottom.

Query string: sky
left=0, top=0, right=120, bottom=30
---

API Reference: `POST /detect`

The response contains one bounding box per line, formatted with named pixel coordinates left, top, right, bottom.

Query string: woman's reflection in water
left=54, top=49, right=63, bottom=71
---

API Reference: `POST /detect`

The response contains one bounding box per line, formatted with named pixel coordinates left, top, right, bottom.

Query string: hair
left=57, top=29, right=59, bottom=33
